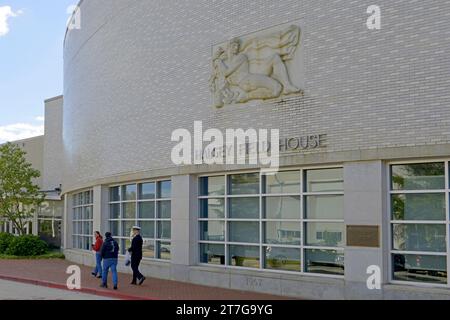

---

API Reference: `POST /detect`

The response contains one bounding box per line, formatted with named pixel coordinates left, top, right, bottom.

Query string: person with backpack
left=128, top=226, right=145, bottom=285
left=91, top=231, right=103, bottom=278
left=100, top=232, right=119, bottom=290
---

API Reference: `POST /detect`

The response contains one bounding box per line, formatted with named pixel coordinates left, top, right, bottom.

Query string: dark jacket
left=101, top=236, right=119, bottom=259
left=128, top=234, right=143, bottom=260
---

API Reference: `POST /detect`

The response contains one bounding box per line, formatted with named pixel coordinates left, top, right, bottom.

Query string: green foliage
left=4, top=235, right=48, bottom=256
left=0, top=143, right=45, bottom=235
left=0, top=232, right=14, bottom=253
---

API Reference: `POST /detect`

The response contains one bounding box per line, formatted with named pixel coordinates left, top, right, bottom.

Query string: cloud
left=35, top=116, right=45, bottom=122
left=0, top=123, right=44, bottom=143
left=0, top=6, right=22, bottom=37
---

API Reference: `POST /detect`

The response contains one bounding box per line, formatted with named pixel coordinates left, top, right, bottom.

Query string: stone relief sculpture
left=210, top=25, right=302, bottom=108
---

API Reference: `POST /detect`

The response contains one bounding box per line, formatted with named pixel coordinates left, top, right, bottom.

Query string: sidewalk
left=0, top=259, right=289, bottom=300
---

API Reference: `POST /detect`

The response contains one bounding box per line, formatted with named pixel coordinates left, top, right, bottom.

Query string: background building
left=0, top=96, right=64, bottom=248
left=5, top=0, right=450, bottom=299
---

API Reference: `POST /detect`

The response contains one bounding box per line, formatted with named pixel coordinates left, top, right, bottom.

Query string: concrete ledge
left=383, top=284, right=450, bottom=300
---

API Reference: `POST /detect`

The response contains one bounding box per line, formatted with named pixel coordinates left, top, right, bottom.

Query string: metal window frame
left=388, top=159, right=450, bottom=288
left=107, top=179, right=172, bottom=261
left=197, top=166, right=345, bottom=278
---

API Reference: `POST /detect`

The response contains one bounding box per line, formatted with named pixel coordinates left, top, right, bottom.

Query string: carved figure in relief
left=210, top=25, right=301, bottom=108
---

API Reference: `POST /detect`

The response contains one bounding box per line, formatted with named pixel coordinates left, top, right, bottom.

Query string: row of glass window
left=199, top=169, right=344, bottom=196
left=200, top=244, right=344, bottom=275
left=390, top=162, right=449, bottom=285
left=108, top=181, right=172, bottom=261
left=110, top=220, right=171, bottom=239
left=110, top=181, right=171, bottom=202
left=199, top=195, right=343, bottom=220
left=109, top=201, right=171, bottom=220
left=200, top=221, right=343, bottom=247
left=72, top=190, right=93, bottom=207
left=72, top=191, right=94, bottom=250
left=199, top=169, right=345, bottom=275
left=67, top=162, right=450, bottom=284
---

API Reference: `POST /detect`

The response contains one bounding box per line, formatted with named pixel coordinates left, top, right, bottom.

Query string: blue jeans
left=102, top=258, right=118, bottom=287
left=92, top=252, right=102, bottom=276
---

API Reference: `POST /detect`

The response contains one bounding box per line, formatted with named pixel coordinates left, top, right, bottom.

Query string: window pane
left=110, top=204, right=120, bottom=219
left=110, top=186, right=120, bottom=202
left=229, top=197, right=259, bottom=219
left=200, top=221, right=225, bottom=241
left=306, top=168, right=344, bottom=192
left=158, top=241, right=171, bottom=260
left=83, top=237, right=91, bottom=251
left=143, top=240, right=155, bottom=259
left=391, top=194, right=445, bottom=221
left=122, top=221, right=135, bottom=237
left=158, top=221, right=171, bottom=239
left=264, top=221, right=300, bottom=245
left=305, top=249, right=344, bottom=275
left=84, top=191, right=92, bottom=205
left=200, top=198, right=225, bottom=219
left=158, top=201, right=171, bottom=219
left=200, top=243, right=225, bottom=265
left=110, top=221, right=119, bottom=237
left=305, top=195, right=344, bottom=220
left=393, top=254, right=447, bottom=284
left=229, top=173, right=259, bottom=195
left=391, top=163, right=445, bottom=190
left=138, top=202, right=155, bottom=219
left=86, top=206, right=93, bottom=220
left=123, top=203, right=136, bottom=219
left=229, top=222, right=259, bottom=243
left=121, top=239, right=131, bottom=255
left=229, top=245, right=260, bottom=268
left=264, top=196, right=300, bottom=219
left=74, top=208, right=81, bottom=220
left=139, top=183, right=155, bottom=200
left=72, top=222, right=78, bottom=235
left=392, top=224, right=446, bottom=252
left=139, top=221, right=155, bottom=239
left=305, top=222, right=344, bottom=247
left=200, top=176, right=225, bottom=196
left=123, top=184, right=137, bottom=201
left=265, top=246, right=300, bottom=272
left=81, top=207, right=87, bottom=220
left=264, top=171, right=300, bottom=194
left=85, top=222, right=92, bottom=236
left=159, top=181, right=172, bottom=198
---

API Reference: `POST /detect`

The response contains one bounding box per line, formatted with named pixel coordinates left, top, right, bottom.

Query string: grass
left=0, top=250, right=65, bottom=260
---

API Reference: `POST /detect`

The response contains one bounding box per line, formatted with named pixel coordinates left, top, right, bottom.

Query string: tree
left=0, top=143, right=44, bottom=235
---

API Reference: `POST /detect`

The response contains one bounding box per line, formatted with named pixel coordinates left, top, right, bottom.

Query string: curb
left=0, top=274, right=156, bottom=300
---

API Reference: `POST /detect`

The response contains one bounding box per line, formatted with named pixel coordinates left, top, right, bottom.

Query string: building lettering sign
left=199, top=134, right=327, bottom=162
left=279, top=134, right=327, bottom=153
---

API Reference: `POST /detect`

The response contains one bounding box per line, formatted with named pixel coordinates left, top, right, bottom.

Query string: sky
left=0, top=0, right=76, bottom=143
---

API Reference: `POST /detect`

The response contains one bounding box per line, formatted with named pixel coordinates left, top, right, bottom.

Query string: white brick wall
left=63, top=0, right=450, bottom=190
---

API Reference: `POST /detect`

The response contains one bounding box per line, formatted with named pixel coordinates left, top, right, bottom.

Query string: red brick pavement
left=0, top=259, right=291, bottom=300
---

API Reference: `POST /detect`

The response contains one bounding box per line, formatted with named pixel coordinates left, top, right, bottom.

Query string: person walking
left=100, top=232, right=119, bottom=290
left=91, top=231, right=104, bottom=278
left=128, top=226, right=145, bottom=285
